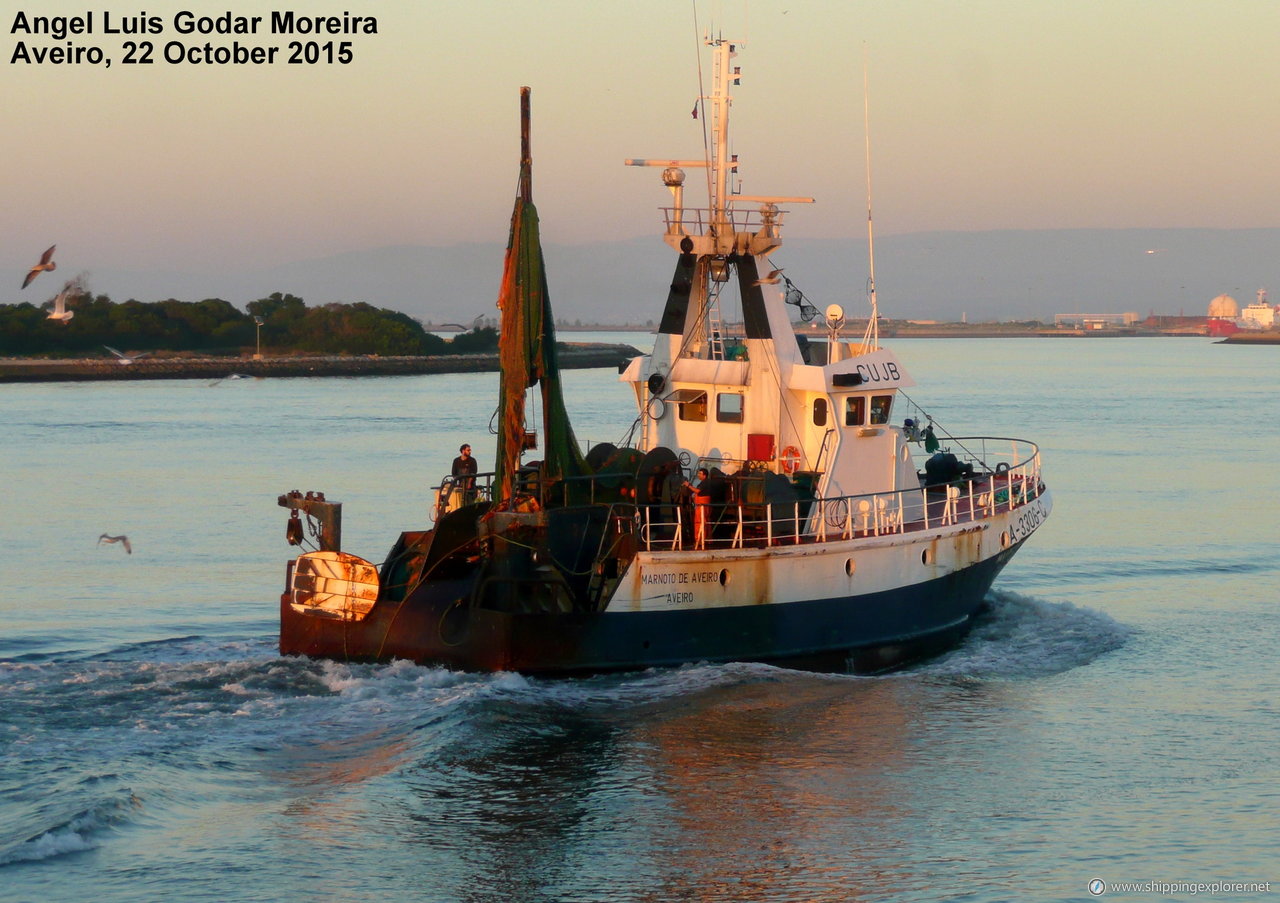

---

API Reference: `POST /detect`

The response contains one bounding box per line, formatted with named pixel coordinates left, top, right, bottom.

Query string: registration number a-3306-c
left=1010, top=499, right=1048, bottom=542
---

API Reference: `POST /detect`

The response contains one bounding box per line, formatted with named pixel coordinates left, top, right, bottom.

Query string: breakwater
left=1219, top=332, right=1280, bottom=345
left=0, top=343, right=641, bottom=383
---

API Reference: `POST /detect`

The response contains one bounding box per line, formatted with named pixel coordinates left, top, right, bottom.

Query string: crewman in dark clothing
left=451, top=443, right=478, bottom=503
left=699, top=468, right=730, bottom=542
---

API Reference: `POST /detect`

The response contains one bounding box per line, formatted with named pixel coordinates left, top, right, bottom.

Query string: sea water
left=1, top=336, right=1277, bottom=902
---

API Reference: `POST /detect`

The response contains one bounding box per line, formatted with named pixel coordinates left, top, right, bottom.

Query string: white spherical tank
left=1207, top=294, right=1239, bottom=318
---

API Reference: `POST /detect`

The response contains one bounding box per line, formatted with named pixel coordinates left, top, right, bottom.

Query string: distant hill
left=9, top=228, right=1277, bottom=325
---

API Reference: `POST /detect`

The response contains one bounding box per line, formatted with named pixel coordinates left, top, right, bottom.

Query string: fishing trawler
left=277, top=37, right=1051, bottom=674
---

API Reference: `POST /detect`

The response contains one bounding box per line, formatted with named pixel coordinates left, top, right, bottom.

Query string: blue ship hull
left=279, top=538, right=1022, bottom=675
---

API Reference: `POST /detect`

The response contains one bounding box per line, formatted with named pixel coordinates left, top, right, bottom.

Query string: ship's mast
left=708, top=35, right=737, bottom=240
left=626, top=37, right=810, bottom=261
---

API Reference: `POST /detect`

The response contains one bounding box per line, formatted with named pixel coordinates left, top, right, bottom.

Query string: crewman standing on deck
left=451, top=443, right=478, bottom=504
left=684, top=467, right=711, bottom=548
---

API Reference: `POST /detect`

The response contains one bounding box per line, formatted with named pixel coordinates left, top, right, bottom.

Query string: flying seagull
left=752, top=268, right=785, bottom=286
left=98, top=534, right=132, bottom=554
left=104, top=345, right=151, bottom=365
left=47, top=284, right=75, bottom=323
left=22, top=245, right=57, bottom=289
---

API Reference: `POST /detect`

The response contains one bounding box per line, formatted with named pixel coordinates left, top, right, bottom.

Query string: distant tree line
left=0, top=291, right=499, bottom=357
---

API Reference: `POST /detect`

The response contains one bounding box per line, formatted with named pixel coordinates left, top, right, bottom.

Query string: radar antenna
left=826, top=304, right=846, bottom=363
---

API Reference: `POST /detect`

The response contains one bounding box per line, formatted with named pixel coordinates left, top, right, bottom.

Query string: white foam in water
left=361, top=597, right=1128, bottom=716
left=227, top=657, right=536, bottom=737
left=315, top=657, right=498, bottom=700
left=0, top=793, right=139, bottom=865
left=6, top=592, right=1125, bottom=753
left=917, top=589, right=1132, bottom=680
left=3, top=596, right=1129, bottom=754
left=462, top=659, right=800, bottom=716
left=3, top=823, right=97, bottom=864
left=473, top=596, right=1129, bottom=709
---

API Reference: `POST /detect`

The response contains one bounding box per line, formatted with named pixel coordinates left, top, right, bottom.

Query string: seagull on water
left=752, top=267, right=785, bottom=286
left=104, top=345, right=151, bottom=365
left=98, top=534, right=132, bottom=554
left=22, top=245, right=57, bottom=289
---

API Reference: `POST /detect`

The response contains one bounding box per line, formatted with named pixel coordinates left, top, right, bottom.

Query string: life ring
left=779, top=445, right=802, bottom=474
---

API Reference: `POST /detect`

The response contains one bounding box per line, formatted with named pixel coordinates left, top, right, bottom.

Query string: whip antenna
left=861, top=46, right=880, bottom=351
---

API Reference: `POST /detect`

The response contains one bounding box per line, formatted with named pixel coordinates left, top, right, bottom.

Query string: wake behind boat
left=276, top=38, right=1051, bottom=675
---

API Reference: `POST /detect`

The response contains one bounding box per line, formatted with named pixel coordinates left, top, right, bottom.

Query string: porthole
left=719, top=568, right=730, bottom=586
left=921, top=548, right=934, bottom=565
left=845, top=558, right=856, bottom=577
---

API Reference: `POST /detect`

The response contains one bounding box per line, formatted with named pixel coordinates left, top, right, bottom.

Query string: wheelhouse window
left=670, top=388, right=707, bottom=422
left=813, top=397, right=828, bottom=427
left=870, top=394, right=893, bottom=425
left=717, top=392, right=744, bottom=424
left=844, top=396, right=865, bottom=426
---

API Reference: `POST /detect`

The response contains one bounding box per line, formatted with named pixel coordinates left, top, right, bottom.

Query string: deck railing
left=432, top=437, right=1043, bottom=554
left=655, top=205, right=795, bottom=239
left=636, top=437, right=1044, bottom=552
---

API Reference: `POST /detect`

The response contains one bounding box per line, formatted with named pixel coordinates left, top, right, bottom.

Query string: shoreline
left=0, top=342, right=642, bottom=384
left=3, top=330, right=1273, bottom=384
left=555, top=324, right=1280, bottom=341
left=1216, top=332, right=1280, bottom=345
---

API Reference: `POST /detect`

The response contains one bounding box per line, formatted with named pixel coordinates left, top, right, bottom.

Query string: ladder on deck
left=706, top=281, right=727, bottom=360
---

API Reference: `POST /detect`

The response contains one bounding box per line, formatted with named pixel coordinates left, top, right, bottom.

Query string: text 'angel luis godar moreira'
left=9, top=10, right=379, bottom=39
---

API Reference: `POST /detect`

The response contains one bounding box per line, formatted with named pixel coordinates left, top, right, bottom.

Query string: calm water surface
left=2, top=336, right=1277, bottom=902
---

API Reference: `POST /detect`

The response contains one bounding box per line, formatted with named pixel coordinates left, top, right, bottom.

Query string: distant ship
left=1240, top=289, right=1277, bottom=330
left=1208, top=289, right=1277, bottom=336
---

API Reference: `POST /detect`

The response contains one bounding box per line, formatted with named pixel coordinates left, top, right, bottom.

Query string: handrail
left=635, top=437, right=1043, bottom=552
left=432, top=437, right=1043, bottom=553
left=658, top=205, right=790, bottom=236
left=815, top=428, right=837, bottom=473
left=909, top=436, right=1041, bottom=479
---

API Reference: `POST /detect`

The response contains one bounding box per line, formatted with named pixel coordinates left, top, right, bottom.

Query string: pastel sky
left=5, top=0, right=1279, bottom=299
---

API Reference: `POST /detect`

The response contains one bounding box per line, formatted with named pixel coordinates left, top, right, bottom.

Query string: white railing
left=637, top=437, right=1043, bottom=552
left=431, top=438, right=1044, bottom=553
left=658, top=206, right=789, bottom=236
